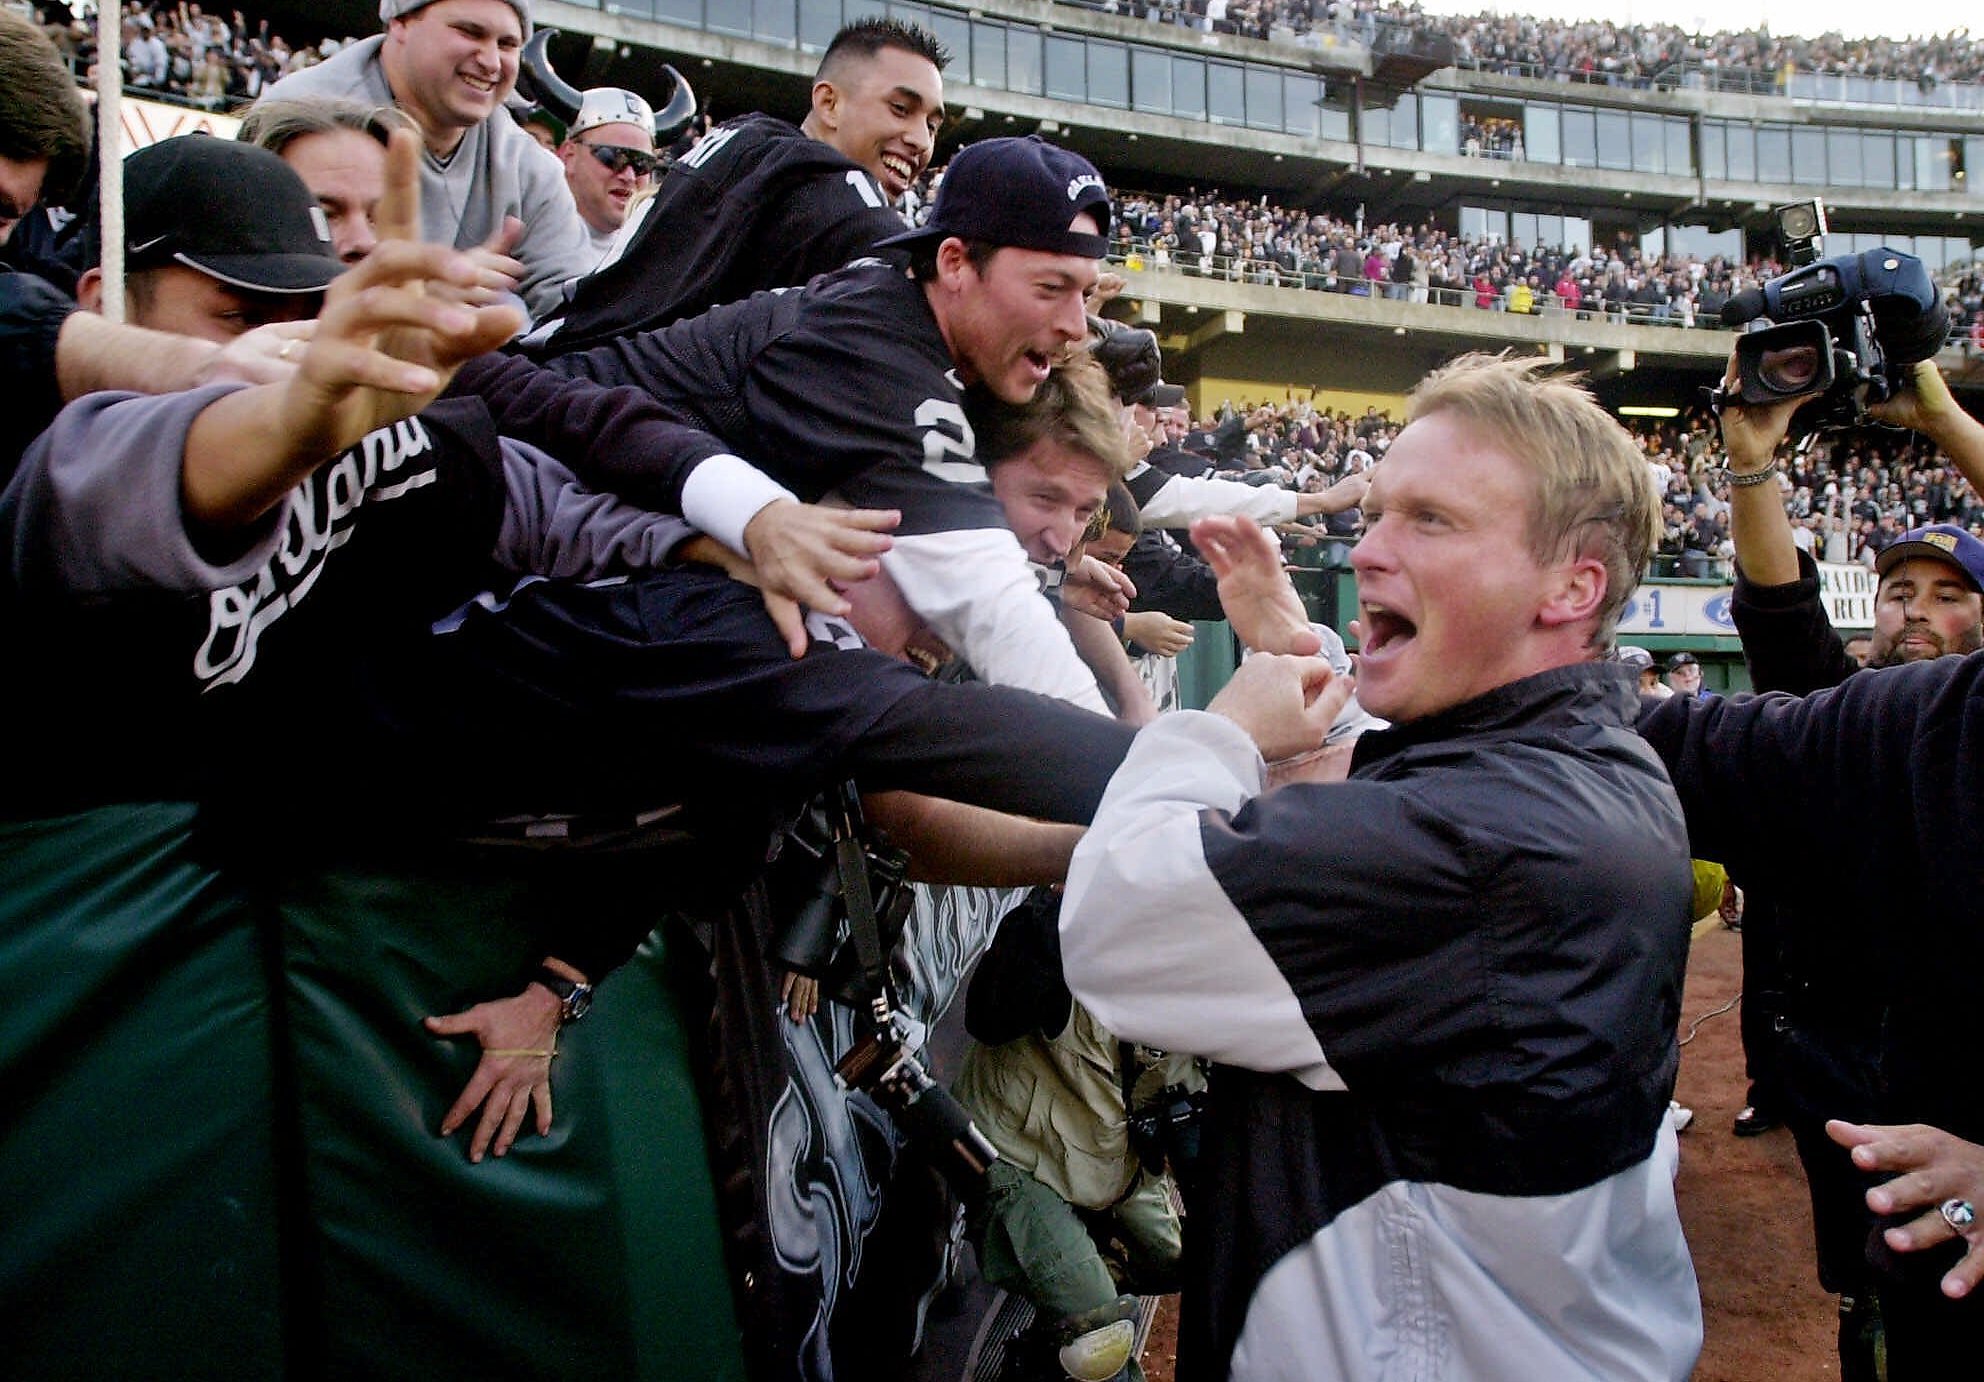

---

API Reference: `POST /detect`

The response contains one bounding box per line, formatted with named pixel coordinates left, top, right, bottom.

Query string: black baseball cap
left=1139, top=382, right=1186, bottom=408
left=1666, top=652, right=1699, bottom=672
left=123, top=135, right=341, bottom=294
left=876, top=136, right=1111, bottom=259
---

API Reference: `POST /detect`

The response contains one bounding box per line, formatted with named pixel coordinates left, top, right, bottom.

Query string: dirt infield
left=1136, top=921, right=1838, bottom=1381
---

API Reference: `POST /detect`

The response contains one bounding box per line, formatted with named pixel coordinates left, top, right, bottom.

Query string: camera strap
left=824, top=780, right=891, bottom=1002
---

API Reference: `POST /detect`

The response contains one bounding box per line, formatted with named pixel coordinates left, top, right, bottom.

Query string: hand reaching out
left=1061, top=553, right=1136, bottom=622
left=1206, top=652, right=1350, bottom=762
left=1123, top=609, right=1193, bottom=657
left=1193, top=514, right=1322, bottom=656
left=741, top=500, right=901, bottom=656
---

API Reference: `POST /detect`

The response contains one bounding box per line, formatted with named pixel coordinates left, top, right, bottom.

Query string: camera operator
left=953, top=886, right=1205, bottom=1382
left=1709, top=349, right=1984, bottom=1379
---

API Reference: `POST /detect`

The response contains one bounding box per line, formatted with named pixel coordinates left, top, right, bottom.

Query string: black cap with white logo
left=123, top=135, right=342, bottom=294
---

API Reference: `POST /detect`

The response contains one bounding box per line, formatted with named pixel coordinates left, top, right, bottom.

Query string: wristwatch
left=534, top=966, right=594, bottom=1025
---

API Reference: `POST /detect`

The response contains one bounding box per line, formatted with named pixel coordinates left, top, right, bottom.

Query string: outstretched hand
left=1061, top=553, right=1136, bottom=622
left=425, top=984, right=562, bottom=1164
left=1828, top=1119, right=1984, bottom=1299
left=1206, top=652, right=1349, bottom=762
left=741, top=500, right=900, bottom=656
left=1194, top=514, right=1322, bottom=656
left=280, top=128, right=522, bottom=452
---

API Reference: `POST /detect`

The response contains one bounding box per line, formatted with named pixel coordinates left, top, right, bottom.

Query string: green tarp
left=1, top=806, right=745, bottom=1380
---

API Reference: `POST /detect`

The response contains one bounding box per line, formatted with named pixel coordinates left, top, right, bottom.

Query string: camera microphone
left=1721, top=288, right=1769, bottom=328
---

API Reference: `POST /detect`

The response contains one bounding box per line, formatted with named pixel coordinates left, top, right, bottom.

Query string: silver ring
left=1940, top=1197, right=1976, bottom=1232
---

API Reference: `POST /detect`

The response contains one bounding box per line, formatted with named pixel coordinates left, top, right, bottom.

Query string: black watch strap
left=535, top=966, right=594, bottom=1024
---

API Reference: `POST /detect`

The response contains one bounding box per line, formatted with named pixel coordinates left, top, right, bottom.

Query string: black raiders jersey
left=539, top=114, right=910, bottom=354
left=547, top=261, right=1007, bottom=540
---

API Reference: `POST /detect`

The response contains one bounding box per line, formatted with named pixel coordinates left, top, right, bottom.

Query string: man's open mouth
left=1360, top=605, right=1416, bottom=655
left=880, top=153, right=915, bottom=187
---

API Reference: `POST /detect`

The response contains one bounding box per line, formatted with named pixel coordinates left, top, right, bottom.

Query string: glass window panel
left=1389, top=93, right=1418, bottom=150
left=1791, top=128, right=1827, bottom=185
left=1665, top=224, right=1741, bottom=262
left=1641, top=227, right=1666, bottom=259
left=1564, top=216, right=1590, bottom=256
left=1089, top=40, right=1128, bottom=108
left=1208, top=62, right=1244, bottom=125
left=1826, top=128, right=1862, bottom=187
left=886, top=3, right=929, bottom=26
left=1045, top=35, right=1084, bottom=102
left=1459, top=205, right=1491, bottom=240
left=1966, top=139, right=1984, bottom=196
left=928, top=10, right=969, bottom=83
left=1700, top=121, right=1725, bottom=179
left=753, top=0, right=797, bottom=42
left=972, top=20, right=1006, bottom=89
left=1362, top=102, right=1389, bottom=148
left=1524, top=103, right=1559, bottom=164
left=1917, top=136, right=1950, bottom=191
left=1726, top=123, right=1754, bottom=181
left=1864, top=131, right=1895, bottom=188
left=1596, top=111, right=1631, bottom=170
left=1316, top=82, right=1351, bottom=139
left=1283, top=74, right=1320, bottom=136
left=706, top=0, right=749, bottom=34
left=1511, top=213, right=1538, bottom=249
left=1172, top=56, right=1205, bottom=120
left=1756, top=125, right=1790, bottom=182
left=842, top=0, right=886, bottom=16
left=1132, top=47, right=1170, bottom=114
left=1245, top=64, right=1281, bottom=130
left=1007, top=27, right=1041, bottom=95
left=798, top=0, right=839, bottom=50
left=1561, top=108, right=1595, bottom=167
left=1419, top=93, right=1457, bottom=155
left=1666, top=117, right=1692, bottom=175
left=1540, top=214, right=1563, bottom=249
left=609, top=0, right=660, bottom=18
left=1631, top=114, right=1664, bottom=173
left=653, top=0, right=704, bottom=25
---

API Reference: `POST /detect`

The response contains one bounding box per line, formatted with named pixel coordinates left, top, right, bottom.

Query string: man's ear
left=810, top=78, right=840, bottom=132
left=76, top=266, right=103, bottom=313
left=933, top=235, right=974, bottom=292
left=1537, top=555, right=1607, bottom=631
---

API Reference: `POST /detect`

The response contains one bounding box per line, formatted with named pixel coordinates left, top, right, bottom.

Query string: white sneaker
left=1668, top=1100, right=1695, bottom=1133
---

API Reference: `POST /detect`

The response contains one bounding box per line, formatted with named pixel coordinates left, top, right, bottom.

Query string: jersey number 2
left=915, top=399, right=985, bottom=484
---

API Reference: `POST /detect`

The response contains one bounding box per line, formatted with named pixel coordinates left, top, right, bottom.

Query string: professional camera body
left=1127, top=1082, right=1206, bottom=1177
left=1715, top=200, right=1949, bottom=433
left=768, top=782, right=998, bottom=1188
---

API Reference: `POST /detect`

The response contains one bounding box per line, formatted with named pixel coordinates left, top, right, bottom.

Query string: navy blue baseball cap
left=1876, top=523, right=1984, bottom=593
left=876, top=136, right=1111, bottom=259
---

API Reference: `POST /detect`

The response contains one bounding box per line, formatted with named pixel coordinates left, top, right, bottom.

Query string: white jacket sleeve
left=1136, top=472, right=1298, bottom=529
left=881, top=528, right=1106, bottom=712
left=1060, top=710, right=1342, bottom=1089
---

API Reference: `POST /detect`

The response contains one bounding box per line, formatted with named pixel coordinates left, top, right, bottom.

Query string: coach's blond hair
left=1407, top=352, right=1660, bottom=648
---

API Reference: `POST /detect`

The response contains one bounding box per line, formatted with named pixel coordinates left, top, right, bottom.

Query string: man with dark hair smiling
left=537, top=15, right=949, bottom=350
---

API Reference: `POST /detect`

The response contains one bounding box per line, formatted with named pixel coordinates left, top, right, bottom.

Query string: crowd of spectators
left=1151, top=386, right=1984, bottom=584
left=1063, top=1, right=1984, bottom=91
left=1102, top=183, right=1984, bottom=338
left=30, top=0, right=357, bottom=108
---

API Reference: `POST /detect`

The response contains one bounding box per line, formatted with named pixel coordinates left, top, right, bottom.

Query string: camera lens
left=1757, top=344, right=1822, bottom=394
left=1778, top=205, right=1818, bottom=241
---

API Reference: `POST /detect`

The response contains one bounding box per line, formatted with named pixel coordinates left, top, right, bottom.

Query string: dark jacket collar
left=1350, top=661, right=1639, bottom=770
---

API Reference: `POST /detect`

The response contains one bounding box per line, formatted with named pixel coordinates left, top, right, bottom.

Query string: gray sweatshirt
left=263, top=36, right=595, bottom=325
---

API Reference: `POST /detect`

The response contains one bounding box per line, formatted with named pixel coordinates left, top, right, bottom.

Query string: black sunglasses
left=583, top=142, right=659, bottom=178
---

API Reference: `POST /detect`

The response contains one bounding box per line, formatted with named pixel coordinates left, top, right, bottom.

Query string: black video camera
left=1086, top=314, right=1163, bottom=405
left=1713, top=201, right=1949, bottom=433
